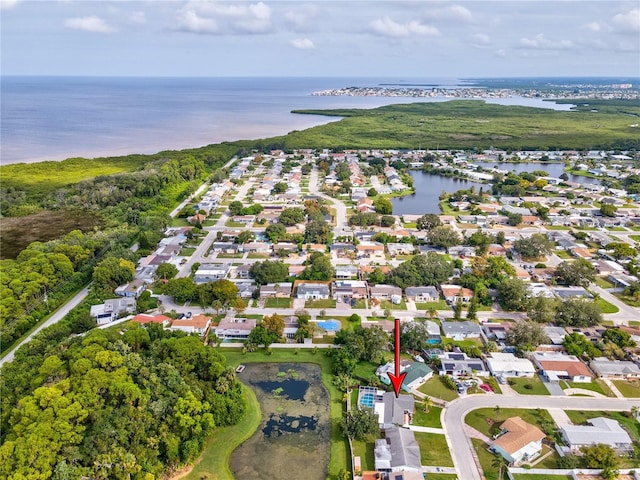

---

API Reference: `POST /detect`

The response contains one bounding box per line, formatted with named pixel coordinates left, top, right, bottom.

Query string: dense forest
left=0, top=326, right=244, bottom=479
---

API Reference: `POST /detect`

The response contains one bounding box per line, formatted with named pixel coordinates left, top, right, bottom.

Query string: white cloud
left=426, top=4, right=473, bottom=23
left=519, top=33, right=574, bottom=50
left=177, top=1, right=272, bottom=35
left=473, top=33, right=490, bottom=45
left=584, top=21, right=603, bottom=32
left=177, top=10, right=218, bottom=34
left=495, top=49, right=507, bottom=58
left=284, top=5, right=318, bottom=32
left=64, top=15, right=114, bottom=34
left=130, top=11, right=146, bottom=25
left=0, top=0, right=19, bottom=10
left=369, top=17, right=440, bottom=38
left=290, top=38, right=315, bottom=50
left=612, top=8, right=640, bottom=32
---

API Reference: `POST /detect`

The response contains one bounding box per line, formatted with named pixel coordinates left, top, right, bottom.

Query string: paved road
left=443, top=394, right=640, bottom=480
left=308, top=167, right=348, bottom=231
left=590, top=284, right=640, bottom=324
left=0, top=285, right=91, bottom=366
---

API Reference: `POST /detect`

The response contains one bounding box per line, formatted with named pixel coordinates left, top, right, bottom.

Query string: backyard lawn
left=417, top=376, right=459, bottom=402
left=351, top=438, right=375, bottom=471
left=413, top=432, right=454, bottom=467
left=507, top=375, right=550, bottom=395
left=560, top=379, right=613, bottom=397
left=613, top=379, right=640, bottom=398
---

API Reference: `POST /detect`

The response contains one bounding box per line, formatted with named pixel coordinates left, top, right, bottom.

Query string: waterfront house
left=372, top=392, right=415, bottom=429
left=374, top=426, right=422, bottom=473
left=169, top=314, right=211, bottom=336
left=215, top=316, right=256, bottom=340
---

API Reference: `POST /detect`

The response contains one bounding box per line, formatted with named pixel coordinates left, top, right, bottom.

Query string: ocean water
left=0, top=76, right=572, bottom=164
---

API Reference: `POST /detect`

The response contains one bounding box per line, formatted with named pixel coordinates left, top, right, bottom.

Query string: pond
left=391, top=163, right=602, bottom=215
left=230, top=363, right=330, bottom=480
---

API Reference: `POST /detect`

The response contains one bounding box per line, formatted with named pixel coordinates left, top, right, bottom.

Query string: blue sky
left=1, top=1, right=639, bottom=77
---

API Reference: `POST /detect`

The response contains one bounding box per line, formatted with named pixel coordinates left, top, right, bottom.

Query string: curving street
left=443, top=394, right=640, bottom=480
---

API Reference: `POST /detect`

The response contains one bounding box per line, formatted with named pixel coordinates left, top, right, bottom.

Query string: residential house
left=335, top=265, right=359, bottom=280
left=440, top=285, right=474, bottom=304
left=425, top=320, right=441, bottom=343
left=370, top=284, right=403, bottom=304
left=485, top=353, right=536, bottom=378
left=387, top=243, right=415, bottom=256
left=439, top=352, right=489, bottom=377
left=215, top=316, right=257, bottom=340
left=357, top=241, right=385, bottom=260
left=482, top=321, right=512, bottom=341
left=404, top=286, right=439, bottom=303
left=441, top=321, right=482, bottom=340
left=332, top=280, right=368, bottom=302
left=260, top=282, right=293, bottom=298
left=561, top=417, right=633, bottom=453
left=296, top=283, right=330, bottom=300
left=530, top=351, right=593, bottom=383
left=90, top=297, right=136, bottom=325
left=193, top=264, right=231, bottom=283
left=551, top=286, right=592, bottom=300
left=543, top=326, right=567, bottom=345
left=590, top=357, right=640, bottom=379
left=377, top=361, right=433, bottom=391
left=169, top=314, right=212, bottom=335
left=235, top=264, right=252, bottom=279
left=131, top=314, right=171, bottom=327
left=114, top=279, right=147, bottom=298
left=283, top=316, right=299, bottom=340
left=372, top=392, right=415, bottom=430
left=491, top=417, right=546, bottom=465
left=374, top=426, right=422, bottom=473
left=242, top=242, right=271, bottom=254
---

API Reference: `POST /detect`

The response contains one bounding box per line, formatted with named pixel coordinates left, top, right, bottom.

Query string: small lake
left=392, top=163, right=601, bottom=215
left=230, top=363, right=330, bottom=480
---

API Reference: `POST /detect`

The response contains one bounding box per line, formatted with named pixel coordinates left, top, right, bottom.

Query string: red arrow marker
left=387, top=318, right=406, bottom=398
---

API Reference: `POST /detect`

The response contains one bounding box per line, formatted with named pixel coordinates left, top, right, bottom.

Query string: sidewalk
left=602, top=378, right=625, bottom=398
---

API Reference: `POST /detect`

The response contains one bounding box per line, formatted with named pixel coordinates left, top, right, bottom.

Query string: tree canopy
left=513, top=233, right=554, bottom=260
left=385, top=253, right=454, bottom=289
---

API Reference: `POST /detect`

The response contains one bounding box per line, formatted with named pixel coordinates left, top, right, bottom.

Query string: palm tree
left=423, top=396, right=433, bottom=413
left=491, top=454, right=509, bottom=480
left=427, top=307, right=437, bottom=320
left=494, top=405, right=501, bottom=421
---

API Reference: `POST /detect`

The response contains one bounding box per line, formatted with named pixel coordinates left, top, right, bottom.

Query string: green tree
left=300, top=252, right=335, bottom=281
left=505, top=321, right=549, bottom=352
left=556, top=298, right=602, bottom=327
left=279, top=207, right=306, bottom=226
left=581, top=444, right=619, bottom=480
left=261, top=313, right=285, bottom=339
left=340, top=408, right=379, bottom=441
left=92, top=257, right=136, bottom=289
left=271, top=182, right=288, bottom=194
left=513, top=233, right=554, bottom=259
left=553, top=259, right=596, bottom=287
left=606, top=242, right=638, bottom=259
left=265, top=223, right=287, bottom=243
left=212, top=279, right=239, bottom=308
left=497, top=278, right=529, bottom=311
left=155, top=262, right=178, bottom=281
left=249, top=260, right=289, bottom=285
left=526, top=296, right=560, bottom=323
left=165, top=277, right=198, bottom=304
left=235, top=230, right=255, bottom=244
left=304, top=219, right=332, bottom=244
left=228, top=200, right=244, bottom=216
left=373, top=196, right=393, bottom=215
left=428, top=226, right=461, bottom=248
left=563, top=332, right=602, bottom=359
left=416, top=213, right=442, bottom=231
left=600, top=204, right=618, bottom=217
left=602, top=327, right=636, bottom=348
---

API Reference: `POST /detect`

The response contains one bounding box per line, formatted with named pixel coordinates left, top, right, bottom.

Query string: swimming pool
left=359, top=393, right=375, bottom=408
left=316, top=320, right=341, bottom=331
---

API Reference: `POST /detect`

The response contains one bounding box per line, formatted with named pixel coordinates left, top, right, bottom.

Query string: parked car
left=480, top=384, right=493, bottom=392
left=186, top=311, right=192, bottom=318
left=177, top=313, right=186, bottom=319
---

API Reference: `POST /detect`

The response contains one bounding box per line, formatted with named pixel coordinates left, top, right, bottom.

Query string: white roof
left=562, top=417, right=632, bottom=448
left=486, top=353, right=536, bottom=374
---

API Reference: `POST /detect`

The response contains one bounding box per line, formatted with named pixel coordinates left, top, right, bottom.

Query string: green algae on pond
left=230, top=363, right=330, bottom=480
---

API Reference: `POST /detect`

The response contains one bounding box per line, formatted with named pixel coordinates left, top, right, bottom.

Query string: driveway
left=443, top=395, right=640, bottom=480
